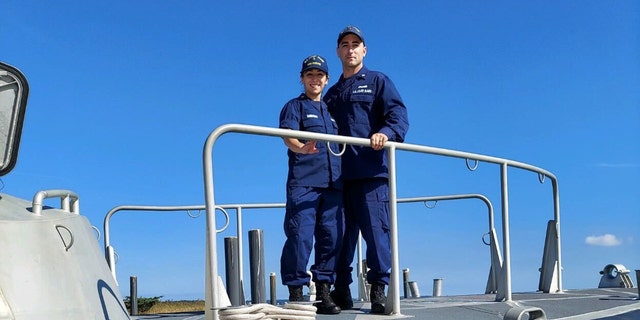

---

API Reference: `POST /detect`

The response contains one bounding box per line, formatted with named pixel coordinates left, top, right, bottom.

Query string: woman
left=278, top=55, right=342, bottom=315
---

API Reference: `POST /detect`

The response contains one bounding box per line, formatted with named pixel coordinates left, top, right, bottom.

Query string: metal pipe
left=553, top=179, right=563, bottom=293
left=249, top=229, right=265, bottom=304
left=403, top=268, right=410, bottom=299
left=270, top=272, right=277, bottom=305
left=636, top=270, right=640, bottom=300
left=357, top=237, right=365, bottom=301
left=203, top=131, right=220, bottom=320
left=409, top=281, right=420, bottom=298
left=235, top=207, right=244, bottom=306
left=224, top=237, right=242, bottom=306
left=432, top=279, right=442, bottom=297
left=31, top=189, right=79, bottom=216
left=387, top=144, right=401, bottom=315
left=130, top=276, right=138, bottom=316
left=105, top=246, right=115, bottom=277
left=500, top=163, right=512, bottom=301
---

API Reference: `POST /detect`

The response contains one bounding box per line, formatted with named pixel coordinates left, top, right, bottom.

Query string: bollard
left=636, top=270, right=640, bottom=300
left=360, top=259, right=370, bottom=301
left=224, top=237, right=242, bottom=306
left=270, top=272, right=277, bottom=305
left=130, top=276, right=138, bottom=316
left=249, top=229, right=266, bottom=303
left=403, top=269, right=410, bottom=299
left=433, top=278, right=442, bottom=297
left=409, top=281, right=421, bottom=298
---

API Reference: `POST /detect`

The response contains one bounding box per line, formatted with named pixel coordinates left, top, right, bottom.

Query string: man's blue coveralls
left=324, top=66, right=409, bottom=286
left=279, top=93, right=343, bottom=286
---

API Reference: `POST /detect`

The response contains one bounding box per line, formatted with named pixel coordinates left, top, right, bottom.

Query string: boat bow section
left=0, top=192, right=130, bottom=319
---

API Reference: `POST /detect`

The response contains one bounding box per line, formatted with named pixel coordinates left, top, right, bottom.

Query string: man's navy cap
left=301, top=55, right=328, bottom=75
left=337, top=25, right=365, bottom=45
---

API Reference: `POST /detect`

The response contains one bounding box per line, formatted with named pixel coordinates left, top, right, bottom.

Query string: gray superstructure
left=0, top=61, right=130, bottom=319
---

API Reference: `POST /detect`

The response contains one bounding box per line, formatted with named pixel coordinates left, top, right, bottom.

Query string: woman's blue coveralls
left=279, top=94, right=343, bottom=286
left=323, top=66, right=409, bottom=287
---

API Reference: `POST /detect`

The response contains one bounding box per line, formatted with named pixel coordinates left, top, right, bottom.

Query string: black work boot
left=330, top=285, right=354, bottom=310
left=288, top=285, right=303, bottom=302
left=314, top=282, right=341, bottom=314
left=370, top=283, right=386, bottom=314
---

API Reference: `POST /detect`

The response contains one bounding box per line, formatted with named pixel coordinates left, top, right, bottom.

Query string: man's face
left=337, top=34, right=367, bottom=69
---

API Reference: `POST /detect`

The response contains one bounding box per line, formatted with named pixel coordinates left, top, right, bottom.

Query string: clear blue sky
left=2, top=1, right=638, bottom=301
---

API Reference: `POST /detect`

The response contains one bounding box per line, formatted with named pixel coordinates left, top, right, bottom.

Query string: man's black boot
left=330, top=285, right=354, bottom=310
left=370, top=283, right=386, bottom=314
left=288, top=285, right=303, bottom=302
left=314, top=282, right=341, bottom=314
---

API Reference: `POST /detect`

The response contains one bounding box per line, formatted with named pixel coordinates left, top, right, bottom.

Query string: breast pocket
left=350, top=93, right=374, bottom=103
left=348, top=94, right=375, bottom=125
left=302, top=117, right=325, bottom=133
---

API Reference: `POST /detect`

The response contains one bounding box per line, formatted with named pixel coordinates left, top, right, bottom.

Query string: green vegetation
left=123, top=296, right=205, bottom=314
left=123, top=296, right=162, bottom=314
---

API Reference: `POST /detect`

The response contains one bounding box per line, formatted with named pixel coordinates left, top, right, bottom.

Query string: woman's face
left=301, top=69, right=328, bottom=99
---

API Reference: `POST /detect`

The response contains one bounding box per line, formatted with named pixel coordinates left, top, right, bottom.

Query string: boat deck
left=132, top=287, right=640, bottom=320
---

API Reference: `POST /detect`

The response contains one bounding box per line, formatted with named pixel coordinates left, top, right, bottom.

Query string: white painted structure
left=0, top=62, right=130, bottom=319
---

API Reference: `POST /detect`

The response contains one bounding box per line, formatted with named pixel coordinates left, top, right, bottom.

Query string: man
left=324, top=26, right=409, bottom=314
left=279, top=55, right=342, bottom=314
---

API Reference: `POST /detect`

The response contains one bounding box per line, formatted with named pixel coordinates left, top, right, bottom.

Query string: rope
left=219, top=303, right=317, bottom=320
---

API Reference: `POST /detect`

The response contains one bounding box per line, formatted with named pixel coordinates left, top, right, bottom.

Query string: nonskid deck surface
left=131, top=288, right=640, bottom=320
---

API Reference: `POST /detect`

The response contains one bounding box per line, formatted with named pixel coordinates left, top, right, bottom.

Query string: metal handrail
left=31, top=189, right=80, bottom=216
left=201, top=123, right=560, bottom=319
left=102, top=205, right=230, bottom=281
left=102, top=194, right=499, bottom=306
